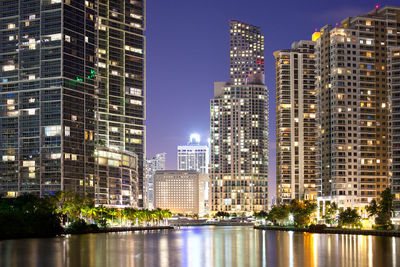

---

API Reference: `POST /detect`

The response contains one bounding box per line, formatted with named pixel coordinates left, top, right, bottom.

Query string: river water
left=0, top=226, right=399, bottom=267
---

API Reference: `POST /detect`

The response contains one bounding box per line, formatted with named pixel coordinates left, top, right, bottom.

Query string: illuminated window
left=130, top=14, right=142, bottom=19
left=65, top=126, right=70, bottom=136
left=23, top=161, right=35, bottom=167
left=7, top=192, right=16, bottom=197
left=65, top=35, right=71, bottom=42
left=45, top=126, right=61, bottom=136
left=71, top=115, right=77, bottom=121
left=129, top=129, right=142, bottom=135
left=2, top=155, right=15, bottom=161
left=48, top=33, right=61, bottom=41
left=127, top=87, right=142, bottom=96
left=8, top=23, right=15, bottom=29
left=131, top=138, right=142, bottom=144
left=2, top=65, right=15, bottom=71
left=51, top=153, right=61, bottom=159
left=130, top=99, right=142, bottom=105
left=27, top=109, right=36, bottom=115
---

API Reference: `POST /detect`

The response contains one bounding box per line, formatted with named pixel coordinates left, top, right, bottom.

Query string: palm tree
left=107, top=208, right=118, bottom=226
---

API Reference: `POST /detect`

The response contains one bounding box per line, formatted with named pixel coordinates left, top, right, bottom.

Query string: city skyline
left=146, top=0, right=400, bottom=202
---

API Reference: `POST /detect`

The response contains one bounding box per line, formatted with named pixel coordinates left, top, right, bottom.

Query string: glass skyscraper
left=0, top=0, right=145, bottom=207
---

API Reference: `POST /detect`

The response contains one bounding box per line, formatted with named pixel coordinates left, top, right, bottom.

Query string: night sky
left=145, top=0, right=399, bottom=200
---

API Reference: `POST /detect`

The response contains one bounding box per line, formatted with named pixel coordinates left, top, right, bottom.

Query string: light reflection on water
left=1, top=226, right=399, bottom=267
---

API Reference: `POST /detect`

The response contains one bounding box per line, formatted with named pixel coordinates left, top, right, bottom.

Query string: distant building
left=177, top=134, right=209, bottom=174
left=154, top=170, right=209, bottom=216
left=210, top=20, right=269, bottom=214
left=145, top=153, right=166, bottom=209
left=274, top=40, right=318, bottom=204
left=95, top=147, right=138, bottom=208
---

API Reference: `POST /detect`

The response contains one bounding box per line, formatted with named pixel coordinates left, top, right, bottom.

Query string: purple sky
left=145, top=0, right=398, bottom=200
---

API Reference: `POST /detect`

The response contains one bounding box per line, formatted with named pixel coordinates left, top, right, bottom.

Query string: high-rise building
left=274, top=40, right=318, bottom=204
left=389, top=47, right=400, bottom=212
left=315, top=6, right=400, bottom=210
left=145, top=152, right=166, bottom=209
left=154, top=170, right=209, bottom=216
left=96, top=0, right=146, bottom=207
left=177, top=134, right=209, bottom=174
left=0, top=0, right=146, bottom=206
left=229, top=20, right=265, bottom=86
left=210, top=21, right=268, bottom=214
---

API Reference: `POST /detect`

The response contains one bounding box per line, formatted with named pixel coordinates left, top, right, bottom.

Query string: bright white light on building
left=190, top=133, right=200, bottom=144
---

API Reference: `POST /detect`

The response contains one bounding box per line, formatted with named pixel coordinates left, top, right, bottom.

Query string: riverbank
left=65, top=225, right=174, bottom=235
left=0, top=225, right=174, bottom=240
left=254, top=225, right=400, bottom=237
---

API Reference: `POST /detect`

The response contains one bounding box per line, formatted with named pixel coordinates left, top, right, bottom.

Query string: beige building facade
left=154, top=170, right=209, bottom=215
left=274, top=40, right=318, bottom=204
left=315, top=6, right=400, bottom=210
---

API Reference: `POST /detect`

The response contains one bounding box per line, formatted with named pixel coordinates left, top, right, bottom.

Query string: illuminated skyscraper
left=210, top=21, right=268, bottom=214
left=177, top=134, right=209, bottom=174
left=229, top=20, right=265, bottom=86
left=96, top=0, right=146, bottom=206
left=274, top=40, right=318, bottom=203
left=0, top=0, right=146, bottom=207
left=145, top=152, right=166, bottom=209
left=315, top=6, right=400, bottom=210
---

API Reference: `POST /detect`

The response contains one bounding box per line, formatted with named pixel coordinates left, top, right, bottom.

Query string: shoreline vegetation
left=253, top=188, right=397, bottom=232
left=1, top=189, right=399, bottom=240
left=0, top=192, right=172, bottom=240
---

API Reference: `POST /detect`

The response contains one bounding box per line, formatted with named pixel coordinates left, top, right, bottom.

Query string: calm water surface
left=0, top=226, right=399, bottom=267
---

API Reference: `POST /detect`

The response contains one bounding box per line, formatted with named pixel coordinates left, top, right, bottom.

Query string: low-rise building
left=154, top=170, right=209, bottom=216
left=95, top=147, right=139, bottom=208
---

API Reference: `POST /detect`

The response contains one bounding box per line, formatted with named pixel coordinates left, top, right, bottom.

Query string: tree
left=253, top=210, right=268, bottom=219
left=289, top=200, right=317, bottom=227
left=366, top=199, right=379, bottom=218
left=267, top=204, right=290, bottom=225
left=338, top=208, right=361, bottom=228
left=215, top=211, right=229, bottom=218
left=376, top=188, right=394, bottom=227
left=323, top=202, right=338, bottom=225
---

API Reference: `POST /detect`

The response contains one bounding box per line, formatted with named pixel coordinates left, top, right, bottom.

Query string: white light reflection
left=289, top=231, right=294, bottom=267
left=159, top=236, right=169, bottom=267
left=187, top=231, right=202, bottom=267
left=262, top=230, right=266, bottom=266
left=393, top=237, right=396, bottom=267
